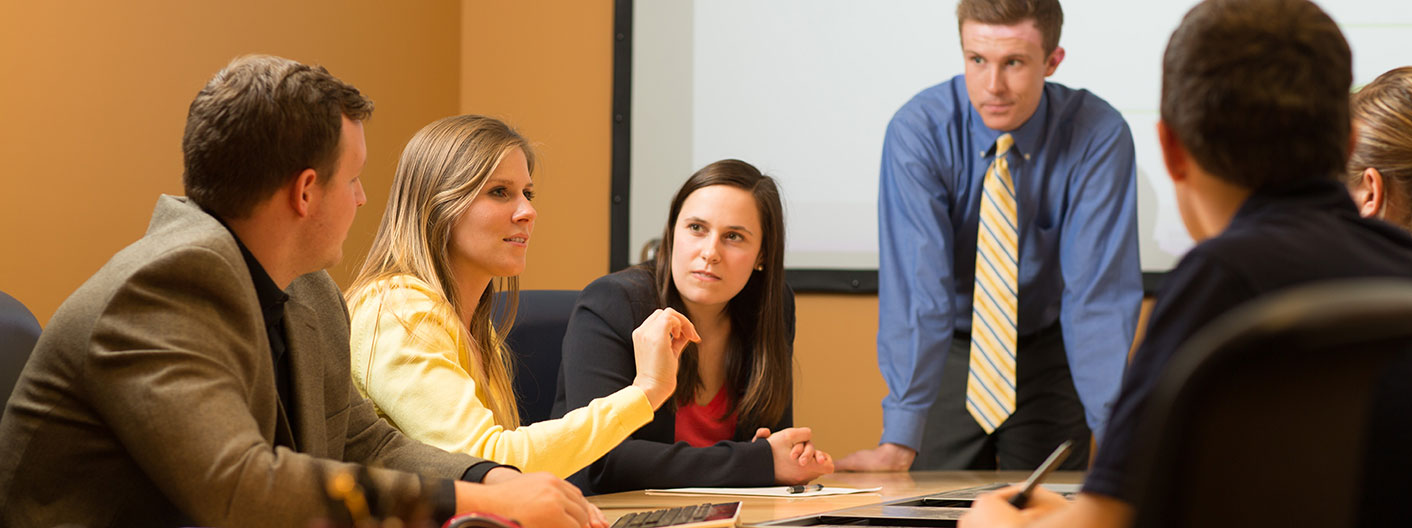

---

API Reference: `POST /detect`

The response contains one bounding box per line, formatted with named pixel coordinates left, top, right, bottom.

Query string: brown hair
left=956, top=0, right=1064, bottom=55
left=1160, top=0, right=1350, bottom=188
left=348, top=115, right=535, bottom=429
left=1347, top=67, right=1412, bottom=228
left=182, top=55, right=374, bottom=219
left=650, top=159, right=791, bottom=430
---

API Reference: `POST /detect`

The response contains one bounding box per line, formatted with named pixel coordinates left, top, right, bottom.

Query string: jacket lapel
left=273, top=400, right=297, bottom=450
left=283, top=298, right=327, bottom=456
left=158, top=196, right=298, bottom=449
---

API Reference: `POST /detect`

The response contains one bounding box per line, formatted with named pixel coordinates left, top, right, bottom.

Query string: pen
left=787, top=484, right=823, bottom=494
left=1009, top=440, right=1073, bottom=509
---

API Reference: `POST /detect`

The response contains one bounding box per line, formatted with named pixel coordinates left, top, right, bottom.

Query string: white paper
left=644, top=486, right=882, bottom=498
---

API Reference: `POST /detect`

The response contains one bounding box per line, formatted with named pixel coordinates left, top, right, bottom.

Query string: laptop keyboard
left=609, top=502, right=738, bottom=528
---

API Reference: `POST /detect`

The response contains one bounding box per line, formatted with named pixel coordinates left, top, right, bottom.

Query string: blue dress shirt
left=877, top=74, right=1142, bottom=450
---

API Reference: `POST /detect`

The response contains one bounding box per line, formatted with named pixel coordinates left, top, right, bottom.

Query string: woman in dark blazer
left=553, top=159, right=834, bottom=494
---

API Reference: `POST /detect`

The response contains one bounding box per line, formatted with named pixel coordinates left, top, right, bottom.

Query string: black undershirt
left=226, top=229, right=297, bottom=444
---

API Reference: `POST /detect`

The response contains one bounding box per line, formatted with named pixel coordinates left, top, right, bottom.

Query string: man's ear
left=288, top=168, right=319, bottom=218
left=1356, top=167, right=1387, bottom=219
left=1044, top=46, right=1065, bottom=77
left=1157, top=120, right=1189, bottom=184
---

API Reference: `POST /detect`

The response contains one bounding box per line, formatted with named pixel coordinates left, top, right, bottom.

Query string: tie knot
left=995, top=133, right=1014, bottom=158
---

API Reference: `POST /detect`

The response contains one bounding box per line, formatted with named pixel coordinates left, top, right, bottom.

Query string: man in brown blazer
left=0, top=55, right=603, bottom=528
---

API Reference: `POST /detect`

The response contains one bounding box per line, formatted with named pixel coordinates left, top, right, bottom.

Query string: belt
left=953, top=320, right=1062, bottom=346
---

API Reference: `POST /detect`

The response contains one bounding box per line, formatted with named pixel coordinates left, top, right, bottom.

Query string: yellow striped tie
left=967, top=133, right=1018, bottom=434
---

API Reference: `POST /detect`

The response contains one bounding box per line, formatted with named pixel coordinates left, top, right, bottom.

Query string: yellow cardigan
left=348, top=275, right=653, bottom=477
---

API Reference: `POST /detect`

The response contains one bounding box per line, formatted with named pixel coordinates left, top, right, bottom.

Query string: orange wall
left=791, top=295, right=888, bottom=454
left=0, top=0, right=462, bottom=323
left=460, top=2, right=614, bottom=292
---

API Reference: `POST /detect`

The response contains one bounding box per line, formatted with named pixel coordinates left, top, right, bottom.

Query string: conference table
left=589, top=470, right=1087, bottom=526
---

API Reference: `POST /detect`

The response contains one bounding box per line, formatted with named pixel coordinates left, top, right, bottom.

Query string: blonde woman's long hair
left=348, top=115, right=533, bottom=429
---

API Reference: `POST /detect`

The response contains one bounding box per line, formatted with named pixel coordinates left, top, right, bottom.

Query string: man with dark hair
left=960, top=0, right=1412, bottom=525
left=841, top=0, right=1141, bottom=471
left=182, top=55, right=376, bottom=220
left=0, top=55, right=604, bottom=528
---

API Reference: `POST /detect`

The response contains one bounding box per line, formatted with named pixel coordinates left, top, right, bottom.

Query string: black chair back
left=1130, top=279, right=1412, bottom=528
left=0, top=290, right=41, bottom=410
left=495, top=290, right=580, bottom=426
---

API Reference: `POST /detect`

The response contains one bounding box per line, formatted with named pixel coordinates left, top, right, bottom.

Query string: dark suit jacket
left=552, top=266, right=795, bottom=494
left=0, top=196, right=488, bottom=527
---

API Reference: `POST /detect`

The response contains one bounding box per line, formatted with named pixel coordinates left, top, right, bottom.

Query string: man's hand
left=836, top=443, right=916, bottom=472
left=455, top=472, right=608, bottom=528
left=959, top=484, right=1069, bottom=528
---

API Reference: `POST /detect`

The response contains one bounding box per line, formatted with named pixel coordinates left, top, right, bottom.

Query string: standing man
left=0, top=55, right=605, bottom=528
left=962, top=0, right=1404, bottom=525
left=839, top=0, right=1141, bottom=471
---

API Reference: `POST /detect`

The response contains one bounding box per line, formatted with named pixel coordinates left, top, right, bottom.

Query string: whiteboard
left=629, top=0, right=1412, bottom=273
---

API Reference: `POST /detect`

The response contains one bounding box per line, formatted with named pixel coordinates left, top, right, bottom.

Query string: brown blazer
left=0, top=195, right=488, bottom=527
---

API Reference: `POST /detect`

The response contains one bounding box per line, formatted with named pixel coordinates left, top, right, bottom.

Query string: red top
left=674, top=385, right=738, bottom=447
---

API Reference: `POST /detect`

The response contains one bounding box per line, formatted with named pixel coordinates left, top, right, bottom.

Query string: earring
left=754, top=265, right=764, bottom=271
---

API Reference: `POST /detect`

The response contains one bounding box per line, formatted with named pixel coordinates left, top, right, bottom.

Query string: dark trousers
left=911, top=324, right=1091, bottom=470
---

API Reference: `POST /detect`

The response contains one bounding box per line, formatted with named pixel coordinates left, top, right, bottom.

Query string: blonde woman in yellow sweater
left=346, top=115, right=698, bottom=478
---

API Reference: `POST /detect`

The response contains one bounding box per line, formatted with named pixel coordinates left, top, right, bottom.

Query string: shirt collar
left=968, top=84, right=1050, bottom=161
left=211, top=214, right=290, bottom=317
left=1233, top=177, right=1356, bottom=223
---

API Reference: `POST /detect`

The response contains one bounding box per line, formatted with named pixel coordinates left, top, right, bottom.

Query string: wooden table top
left=589, top=470, right=1087, bottom=526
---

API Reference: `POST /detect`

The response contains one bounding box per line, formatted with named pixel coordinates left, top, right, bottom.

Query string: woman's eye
left=725, top=232, right=743, bottom=242
left=523, top=189, right=536, bottom=201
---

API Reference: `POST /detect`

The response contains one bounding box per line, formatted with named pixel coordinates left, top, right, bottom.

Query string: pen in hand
left=787, top=484, right=824, bottom=494
left=1008, top=440, right=1073, bottom=509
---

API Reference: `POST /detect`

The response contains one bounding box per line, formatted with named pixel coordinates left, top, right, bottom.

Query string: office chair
left=1128, top=279, right=1412, bottom=528
left=494, top=290, right=580, bottom=426
left=1, top=290, right=42, bottom=409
